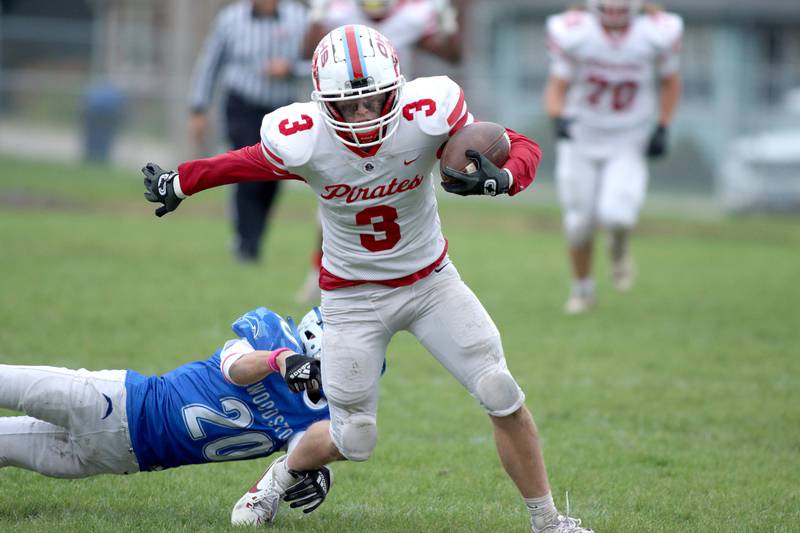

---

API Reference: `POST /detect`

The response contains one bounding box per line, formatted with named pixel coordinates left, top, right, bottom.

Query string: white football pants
left=556, top=140, right=649, bottom=245
left=320, top=259, right=525, bottom=459
left=0, top=364, right=140, bottom=478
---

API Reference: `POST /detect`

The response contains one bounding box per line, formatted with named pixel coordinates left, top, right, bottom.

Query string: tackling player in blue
left=0, top=306, right=331, bottom=525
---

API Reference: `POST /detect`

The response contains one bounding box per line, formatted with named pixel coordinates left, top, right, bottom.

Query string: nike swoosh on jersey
left=434, top=262, right=451, bottom=273
left=404, top=156, right=420, bottom=165
left=101, top=393, right=113, bottom=419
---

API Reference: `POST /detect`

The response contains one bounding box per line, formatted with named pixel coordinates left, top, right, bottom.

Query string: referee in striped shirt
left=189, top=0, right=308, bottom=263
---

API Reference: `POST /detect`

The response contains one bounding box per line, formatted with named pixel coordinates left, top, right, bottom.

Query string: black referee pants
left=225, top=92, right=286, bottom=262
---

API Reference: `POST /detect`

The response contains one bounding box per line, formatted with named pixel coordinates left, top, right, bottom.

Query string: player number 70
left=586, top=76, right=639, bottom=111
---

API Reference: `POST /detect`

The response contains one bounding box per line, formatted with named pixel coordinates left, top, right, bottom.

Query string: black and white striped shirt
left=189, top=0, right=308, bottom=111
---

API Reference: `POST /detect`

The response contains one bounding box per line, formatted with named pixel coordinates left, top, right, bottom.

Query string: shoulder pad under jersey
left=546, top=10, right=593, bottom=54
left=401, top=76, right=473, bottom=137
left=639, top=11, right=683, bottom=52
left=231, top=306, right=278, bottom=339
left=231, top=307, right=302, bottom=353
left=260, top=102, right=321, bottom=171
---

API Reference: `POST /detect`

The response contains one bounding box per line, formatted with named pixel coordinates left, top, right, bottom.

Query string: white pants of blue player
left=0, top=364, right=140, bottom=478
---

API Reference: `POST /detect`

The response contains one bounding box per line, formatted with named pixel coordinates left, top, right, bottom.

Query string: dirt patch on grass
left=0, top=191, right=89, bottom=211
left=0, top=189, right=227, bottom=219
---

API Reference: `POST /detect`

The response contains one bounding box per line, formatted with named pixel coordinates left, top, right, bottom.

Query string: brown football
left=440, top=121, right=510, bottom=180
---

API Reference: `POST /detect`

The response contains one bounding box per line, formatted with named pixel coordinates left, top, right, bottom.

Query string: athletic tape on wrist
left=267, top=347, right=293, bottom=373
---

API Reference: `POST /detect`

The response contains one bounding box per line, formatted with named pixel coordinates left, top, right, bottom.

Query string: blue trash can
left=83, top=82, right=126, bottom=163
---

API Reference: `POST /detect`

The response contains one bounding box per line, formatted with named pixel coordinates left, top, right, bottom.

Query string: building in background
left=1, top=0, right=799, bottom=204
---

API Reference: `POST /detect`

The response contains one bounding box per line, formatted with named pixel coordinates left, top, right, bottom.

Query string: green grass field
left=1, top=157, right=798, bottom=532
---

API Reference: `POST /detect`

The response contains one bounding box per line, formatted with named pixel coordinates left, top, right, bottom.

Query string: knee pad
left=334, top=414, right=377, bottom=462
left=598, top=190, right=641, bottom=230
left=564, top=212, right=594, bottom=247
left=475, top=370, right=525, bottom=417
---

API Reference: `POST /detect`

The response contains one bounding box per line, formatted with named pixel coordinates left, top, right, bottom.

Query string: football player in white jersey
left=296, top=0, right=462, bottom=304
left=143, top=25, right=592, bottom=533
left=545, top=0, right=683, bottom=313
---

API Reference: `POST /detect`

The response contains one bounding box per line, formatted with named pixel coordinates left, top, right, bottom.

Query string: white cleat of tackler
left=231, top=455, right=296, bottom=526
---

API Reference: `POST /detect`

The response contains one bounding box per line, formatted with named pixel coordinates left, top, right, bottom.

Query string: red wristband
left=267, top=347, right=293, bottom=373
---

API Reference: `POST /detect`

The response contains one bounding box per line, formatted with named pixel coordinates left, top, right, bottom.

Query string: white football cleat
left=231, top=455, right=298, bottom=526
left=612, top=254, right=636, bottom=292
left=534, top=515, right=594, bottom=533
left=564, top=292, right=595, bottom=315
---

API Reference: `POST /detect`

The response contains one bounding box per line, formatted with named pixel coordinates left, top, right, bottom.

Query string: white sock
left=273, top=456, right=298, bottom=491
left=572, top=277, right=595, bottom=297
left=525, top=492, right=559, bottom=532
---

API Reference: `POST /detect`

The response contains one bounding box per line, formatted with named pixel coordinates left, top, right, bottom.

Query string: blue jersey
left=124, top=307, right=329, bottom=472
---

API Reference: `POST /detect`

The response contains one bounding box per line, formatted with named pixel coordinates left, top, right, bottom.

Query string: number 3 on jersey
left=279, top=115, right=313, bottom=136
left=356, top=205, right=401, bottom=252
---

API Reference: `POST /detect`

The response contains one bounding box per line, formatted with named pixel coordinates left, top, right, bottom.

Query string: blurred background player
left=0, top=306, right=330, bottom=525
left=294, top=0, right=463, bottom=303
left=303, top=0, right=461, bottom=72
left=544, top=0, right=683, bottom=314
left=189, top=0, right=308, bottom=263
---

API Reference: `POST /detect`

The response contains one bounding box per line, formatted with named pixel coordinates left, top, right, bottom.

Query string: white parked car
left=718, top=130, right=800, bottom=213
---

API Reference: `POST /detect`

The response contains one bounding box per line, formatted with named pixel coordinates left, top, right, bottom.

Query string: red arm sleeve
left=503, top=128, right=542, bottom=196
left=176, top=144, right=304, bottom=196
